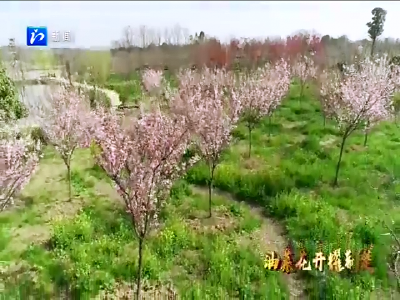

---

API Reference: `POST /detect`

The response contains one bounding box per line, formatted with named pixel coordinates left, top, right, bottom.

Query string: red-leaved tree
left=320, top=56, right=396, bottom=186
left=172, top=67, right=241, bottom=217
left=238, top=59, right=291, bottom=157
left=92, top=108, right=196, bottom=299
left=0, top=136, right=39, bottom=211
left=39, top=86, right=92, bottom=201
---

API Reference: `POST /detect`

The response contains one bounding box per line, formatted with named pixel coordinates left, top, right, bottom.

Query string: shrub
left=0, top=64, right=27, bottom=121
left=87, top=88, right=111, bottom=109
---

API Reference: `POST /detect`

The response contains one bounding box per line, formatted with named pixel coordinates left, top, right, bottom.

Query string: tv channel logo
left=27, top=26, right=48, bottom=46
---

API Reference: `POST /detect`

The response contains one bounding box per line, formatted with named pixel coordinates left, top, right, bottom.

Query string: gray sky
left=2, top=1, right=400, bottom=48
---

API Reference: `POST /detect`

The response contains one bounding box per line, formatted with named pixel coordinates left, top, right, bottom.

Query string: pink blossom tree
left=320, top=57, right=396, bottom=186
left=318, top=71, right=339, bottom=127
left=238, top=59, right=291, bottom=157
left=142, top=69, right=164, bottom=95
left=171, top=67, right=241, bottom=217
left=292, top=54, right=318, bottom=102
left=92, top=108, right=196, bottom=299
left=39, top=87, right=92, bottom=201
left=0, top=135, right=39, bottom=211
left=142, top=69, right=175, bottom=110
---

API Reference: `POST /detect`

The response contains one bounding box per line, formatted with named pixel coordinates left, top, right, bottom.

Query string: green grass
left=187, top=82, right=400, bottom=298
left=104, top=73, right=143, bottom=105
left=0, top=149, right=288, bottom=299
left=1, top=80, right=400, bottom=299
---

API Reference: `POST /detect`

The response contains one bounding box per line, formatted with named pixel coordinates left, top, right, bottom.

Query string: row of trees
left=1, top=51, right=400, bottom=296
left=107, top=7, right=399, bottom=77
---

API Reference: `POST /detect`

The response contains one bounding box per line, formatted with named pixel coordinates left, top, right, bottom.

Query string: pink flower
left=142, top=69, right=164, bottom=93
left=92, top=109, right=195, bottom=237
left=0, top=137, right=39, bottom=211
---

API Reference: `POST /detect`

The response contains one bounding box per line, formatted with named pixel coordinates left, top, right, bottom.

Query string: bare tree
left=172, top=24, right=183, bottom=45
left=164, top=27, right=172, bottom=45
left=139, top=25, right=148, bottom=48
left=122, top=26, right=134, bottom=48
left=182, top=27, right=191, bottom=44
left=155, top=29, right=162, bottom=46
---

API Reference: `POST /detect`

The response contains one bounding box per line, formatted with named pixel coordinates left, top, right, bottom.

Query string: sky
left=1, top=1, right=400, bottom=48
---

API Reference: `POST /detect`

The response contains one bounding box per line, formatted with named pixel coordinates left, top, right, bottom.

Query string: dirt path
left=20, top=67, right=122, bottom=108
left=47, top=77, right=121, bottom=108
left=190, top=185, right=307, bottom=299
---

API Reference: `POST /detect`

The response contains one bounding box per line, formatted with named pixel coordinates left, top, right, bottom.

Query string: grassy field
left=1, top=80, right=400, bottom=299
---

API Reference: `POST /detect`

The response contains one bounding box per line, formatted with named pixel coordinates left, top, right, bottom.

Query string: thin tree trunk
left=370, top=38, right=376, bottom=58
left=323, top=115, right=326, bottom=128
left=208, top=164, right=216, bottom=218
left=136, top=238, right=144, bottom=300
left=363, top=120, right=370, bottom=147
left=333, top=134, right=348, bottom=187
left=268, top=115, right=272, bottom=136
left=67, top=163, right=72, bottom=201
left=248, top=125, right=252, bottom=158
left=208, top=180, right=212, bottom=218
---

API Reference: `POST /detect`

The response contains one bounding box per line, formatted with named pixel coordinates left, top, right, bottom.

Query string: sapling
left=92, top=108, right=196, bottom=299
left=321, top=57, right=395, bottom=186
left=39, top=86, right=92, bottom=200
left=172, top=67, right=241, bottom=217
left=292, top=55, right=317, bottom=102
left=238, top=59, right=290, bottom=156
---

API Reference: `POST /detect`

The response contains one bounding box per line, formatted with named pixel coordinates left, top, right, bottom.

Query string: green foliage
left=29, top=126, right=48, bottom=145
left=86, top=88, right=111, bottom=109
left=2, top=80, right=400, bottom=299
left=185, top=89, right=400, bottom=297
left=1, top=188, right=287, bottom=298
left=366, top=7, right=387, bottom=40
left=390, top=56, right=400, bottom=66
left=0, top=64, right=27, bottom=121
left=104, top=81, right=142, bottom=105
left=32, top=50, right=58, bottom=70
left=77, top=51, right=111, bottom=86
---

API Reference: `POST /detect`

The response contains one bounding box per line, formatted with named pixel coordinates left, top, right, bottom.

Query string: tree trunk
left=248, top=125, right=252, bottom=158
left=268, top=115, right=272, bottom=136
left=323, top=115, right=326, bottom=128
left=363, top=121, right=370, bottom=147
left=370, top=38, right=376, bottom=58
left=333, top=134, right=348, bottom=187
left=136, top=238, right=144, bottom=300
left=67, top=162, right=72, bottom=201
left=208, top=164, right=216, bottom=218
left=299, top=82, right=304, bottom=104
left=208, top=180, right=212, bottom=218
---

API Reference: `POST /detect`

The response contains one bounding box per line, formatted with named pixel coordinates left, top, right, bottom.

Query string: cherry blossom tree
left=92, top=108, right=196, bottom=299
left=142, top=69, right=175, bottom=110
left=142, top=69, right=164, bottom=95
left=0, top=133, right=39, bottom=211
left=238, top=59, right=291, bottom=157
left=292, top=54, right=318, bottom=102
left=171, top=67, right=241, bottom=217
left=39, top=86, right=92, bottom=201
left=318, top=71, right=339, bottom=127
left=320, top=57, right=395, bottom=186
